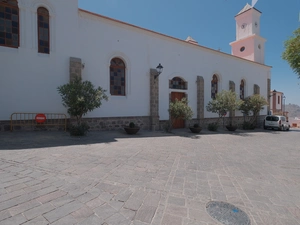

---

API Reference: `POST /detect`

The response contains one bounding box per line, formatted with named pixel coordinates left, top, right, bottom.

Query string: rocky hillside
left=285, top=104, right=300, bottom=118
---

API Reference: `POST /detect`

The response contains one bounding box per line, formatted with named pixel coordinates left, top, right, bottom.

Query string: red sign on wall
left=35, top=114, right=46, bottom=123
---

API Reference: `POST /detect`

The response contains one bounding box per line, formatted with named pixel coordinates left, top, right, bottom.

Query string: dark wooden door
left=171, top=92, right=186, bottom=129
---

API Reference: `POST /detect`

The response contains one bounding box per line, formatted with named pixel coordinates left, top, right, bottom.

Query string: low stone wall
left=159, top=115, right=266, bottom=130
left=78, top=116, right=151, bottom=131
left=0, top=120, right=66, bottom=132
left=0, top=121, right=10, bottom=132
left=0, top=115, right=266, bottom=132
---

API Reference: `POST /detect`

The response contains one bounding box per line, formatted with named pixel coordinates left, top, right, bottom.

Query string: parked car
left=264, top=115, right=290, bottom=131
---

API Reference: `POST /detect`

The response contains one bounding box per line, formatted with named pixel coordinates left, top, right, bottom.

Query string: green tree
left=168, top=98, right=193, bottom=131
left=57, top=77, right=108, bottom=127
left=239, top=94, right=268, bottom=127
left=282, top=27, right=300, bottom=79
left=206, top=90, right=242, bottom=126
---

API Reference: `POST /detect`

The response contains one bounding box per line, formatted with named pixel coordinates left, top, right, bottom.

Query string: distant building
left=269, top=90, right=287, bottom=117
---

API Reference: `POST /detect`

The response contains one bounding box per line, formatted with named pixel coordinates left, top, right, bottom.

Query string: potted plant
left=124, top=122, right=140, bottom=134
left=189, top=123, right=202, bottom=133
left=226, top=124, right=238, bottom=131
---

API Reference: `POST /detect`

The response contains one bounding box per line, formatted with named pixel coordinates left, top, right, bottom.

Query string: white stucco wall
left=275, top=93, right=282, bottom=111
left=0, top=0, right=79, bottom=120
left=0, top=0, right=271, bottom=121
left=78, top=11, right=270, bottom=120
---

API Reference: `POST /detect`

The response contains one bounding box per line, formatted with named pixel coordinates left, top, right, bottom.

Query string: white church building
left=0, top=0, right=271, bottom=131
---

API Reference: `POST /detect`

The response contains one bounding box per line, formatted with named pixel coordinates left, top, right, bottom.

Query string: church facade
left=0, top=0, right=271, bottom=131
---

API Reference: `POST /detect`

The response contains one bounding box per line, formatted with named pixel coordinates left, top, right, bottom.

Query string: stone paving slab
left=0, top=128, right=299, bottom=224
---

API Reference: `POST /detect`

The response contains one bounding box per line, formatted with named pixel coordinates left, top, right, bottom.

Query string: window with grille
left=0, top=0, right=19, bottom=48
left=169, top=77, right=187, bottom=90
left=37, top=7, right=50, bottom=54
left=110, top=58, right=126, bottom=96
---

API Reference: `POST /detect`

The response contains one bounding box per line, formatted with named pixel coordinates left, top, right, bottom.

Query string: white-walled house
left=269, top=90, right=286, bottom=116
left=0, top=0, right=271, bottom=131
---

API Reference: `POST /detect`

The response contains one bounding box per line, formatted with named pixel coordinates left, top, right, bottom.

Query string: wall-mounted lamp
left=82, top=63, right=85, bottom=69
left=154, top=63, right=163, bottom=79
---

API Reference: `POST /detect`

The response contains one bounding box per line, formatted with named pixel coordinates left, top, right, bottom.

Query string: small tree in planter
left=168, top=98, right=193, bottom=132
left=206, top=90, right=242, bottom=131
left=239, top=94, right=268, bottom=129
left=57, top=77, right=108, bottom=136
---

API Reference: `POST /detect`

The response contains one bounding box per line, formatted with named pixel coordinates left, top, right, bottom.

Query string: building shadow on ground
left=0, top=127, right=297, bottom=150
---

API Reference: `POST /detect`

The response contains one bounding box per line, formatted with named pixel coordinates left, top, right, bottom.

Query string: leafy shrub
left=206, top=90, right=242, bottom=126
left=239, top=95, right=268, bottom=125
left=129, top=122, right=135, bottom=128
left=57, top=77, right=108, bottom=136
left=193, top=123, right=200, bottom=128
left=69, top=123, right=90, bottom=136
left=242, top=121, right=256, bottom=130
left=168, top=98, right=193, bottom=131
left=207, top=122, right=218, bottom=131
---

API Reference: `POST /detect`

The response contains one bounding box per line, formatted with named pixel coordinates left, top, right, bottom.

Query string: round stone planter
left=189, top=127, right=202, bottom=133
left=226, top=125, right=238, bottom=131
left=124, top=127, right=140, bottom=135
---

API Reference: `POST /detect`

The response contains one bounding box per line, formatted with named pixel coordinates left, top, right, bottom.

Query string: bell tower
left=230, top=4, right=266, bottom=64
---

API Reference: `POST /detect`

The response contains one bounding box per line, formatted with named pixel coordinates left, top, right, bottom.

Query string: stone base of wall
left=0, top=116, right=151, bottom=132
left=0, top=115, right=266, bottom=132
left=0, top=121, right=65, bottom=132
left=159, top=115, right=266, bottom=131
left=196, top=115, right=266, bottom=129
left=0, top=121, right=11, bottom=132
left=78, top=116, right=151, bottom=131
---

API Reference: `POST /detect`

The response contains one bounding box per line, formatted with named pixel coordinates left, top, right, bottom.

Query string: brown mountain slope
left=285, top=104, right=300, bottom=118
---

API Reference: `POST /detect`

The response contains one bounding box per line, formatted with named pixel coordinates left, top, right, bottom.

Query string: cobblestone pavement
left=0, top=128, right=300, bottom=225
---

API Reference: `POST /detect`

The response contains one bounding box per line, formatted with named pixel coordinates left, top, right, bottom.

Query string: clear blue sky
left=78, top=0, right=300, bottom=106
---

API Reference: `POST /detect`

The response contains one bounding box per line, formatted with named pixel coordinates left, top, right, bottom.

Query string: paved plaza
left=0, top=128, right=300, bottom=225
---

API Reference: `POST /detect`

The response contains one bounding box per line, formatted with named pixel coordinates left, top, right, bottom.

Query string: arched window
left=240, top=80, right=245, bottom=99
left=110, top=58, right=126, bottom=96
left=169, top=77, right=187, bottom=90
left=0, top=0, right=19, bottom=48
left=211, top=74, right=218, bottom=99
left=37, top=7, right=50, bottom=54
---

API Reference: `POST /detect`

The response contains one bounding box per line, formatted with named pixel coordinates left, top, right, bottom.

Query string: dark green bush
left=242, top=121, right=256, bottom=130
left=129, top=122, right=135, bottom=128
left=193, top=123, right=200, bottom=128
left=207, top=122, right=218, bottom=131
left=163, top=121, right=172, bottom=133
left=69, top=123, right=90, bottom=136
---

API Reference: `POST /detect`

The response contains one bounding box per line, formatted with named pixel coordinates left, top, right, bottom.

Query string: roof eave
left=235, top=7, right=262, bottom=17
left=78, top=9, right=271, bottom=69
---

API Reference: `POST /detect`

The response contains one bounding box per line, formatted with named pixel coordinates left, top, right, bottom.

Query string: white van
left=264, top=115, right=290, bottom=131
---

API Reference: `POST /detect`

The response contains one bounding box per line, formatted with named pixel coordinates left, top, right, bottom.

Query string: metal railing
left=10, top=113, right=67, bottom=131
